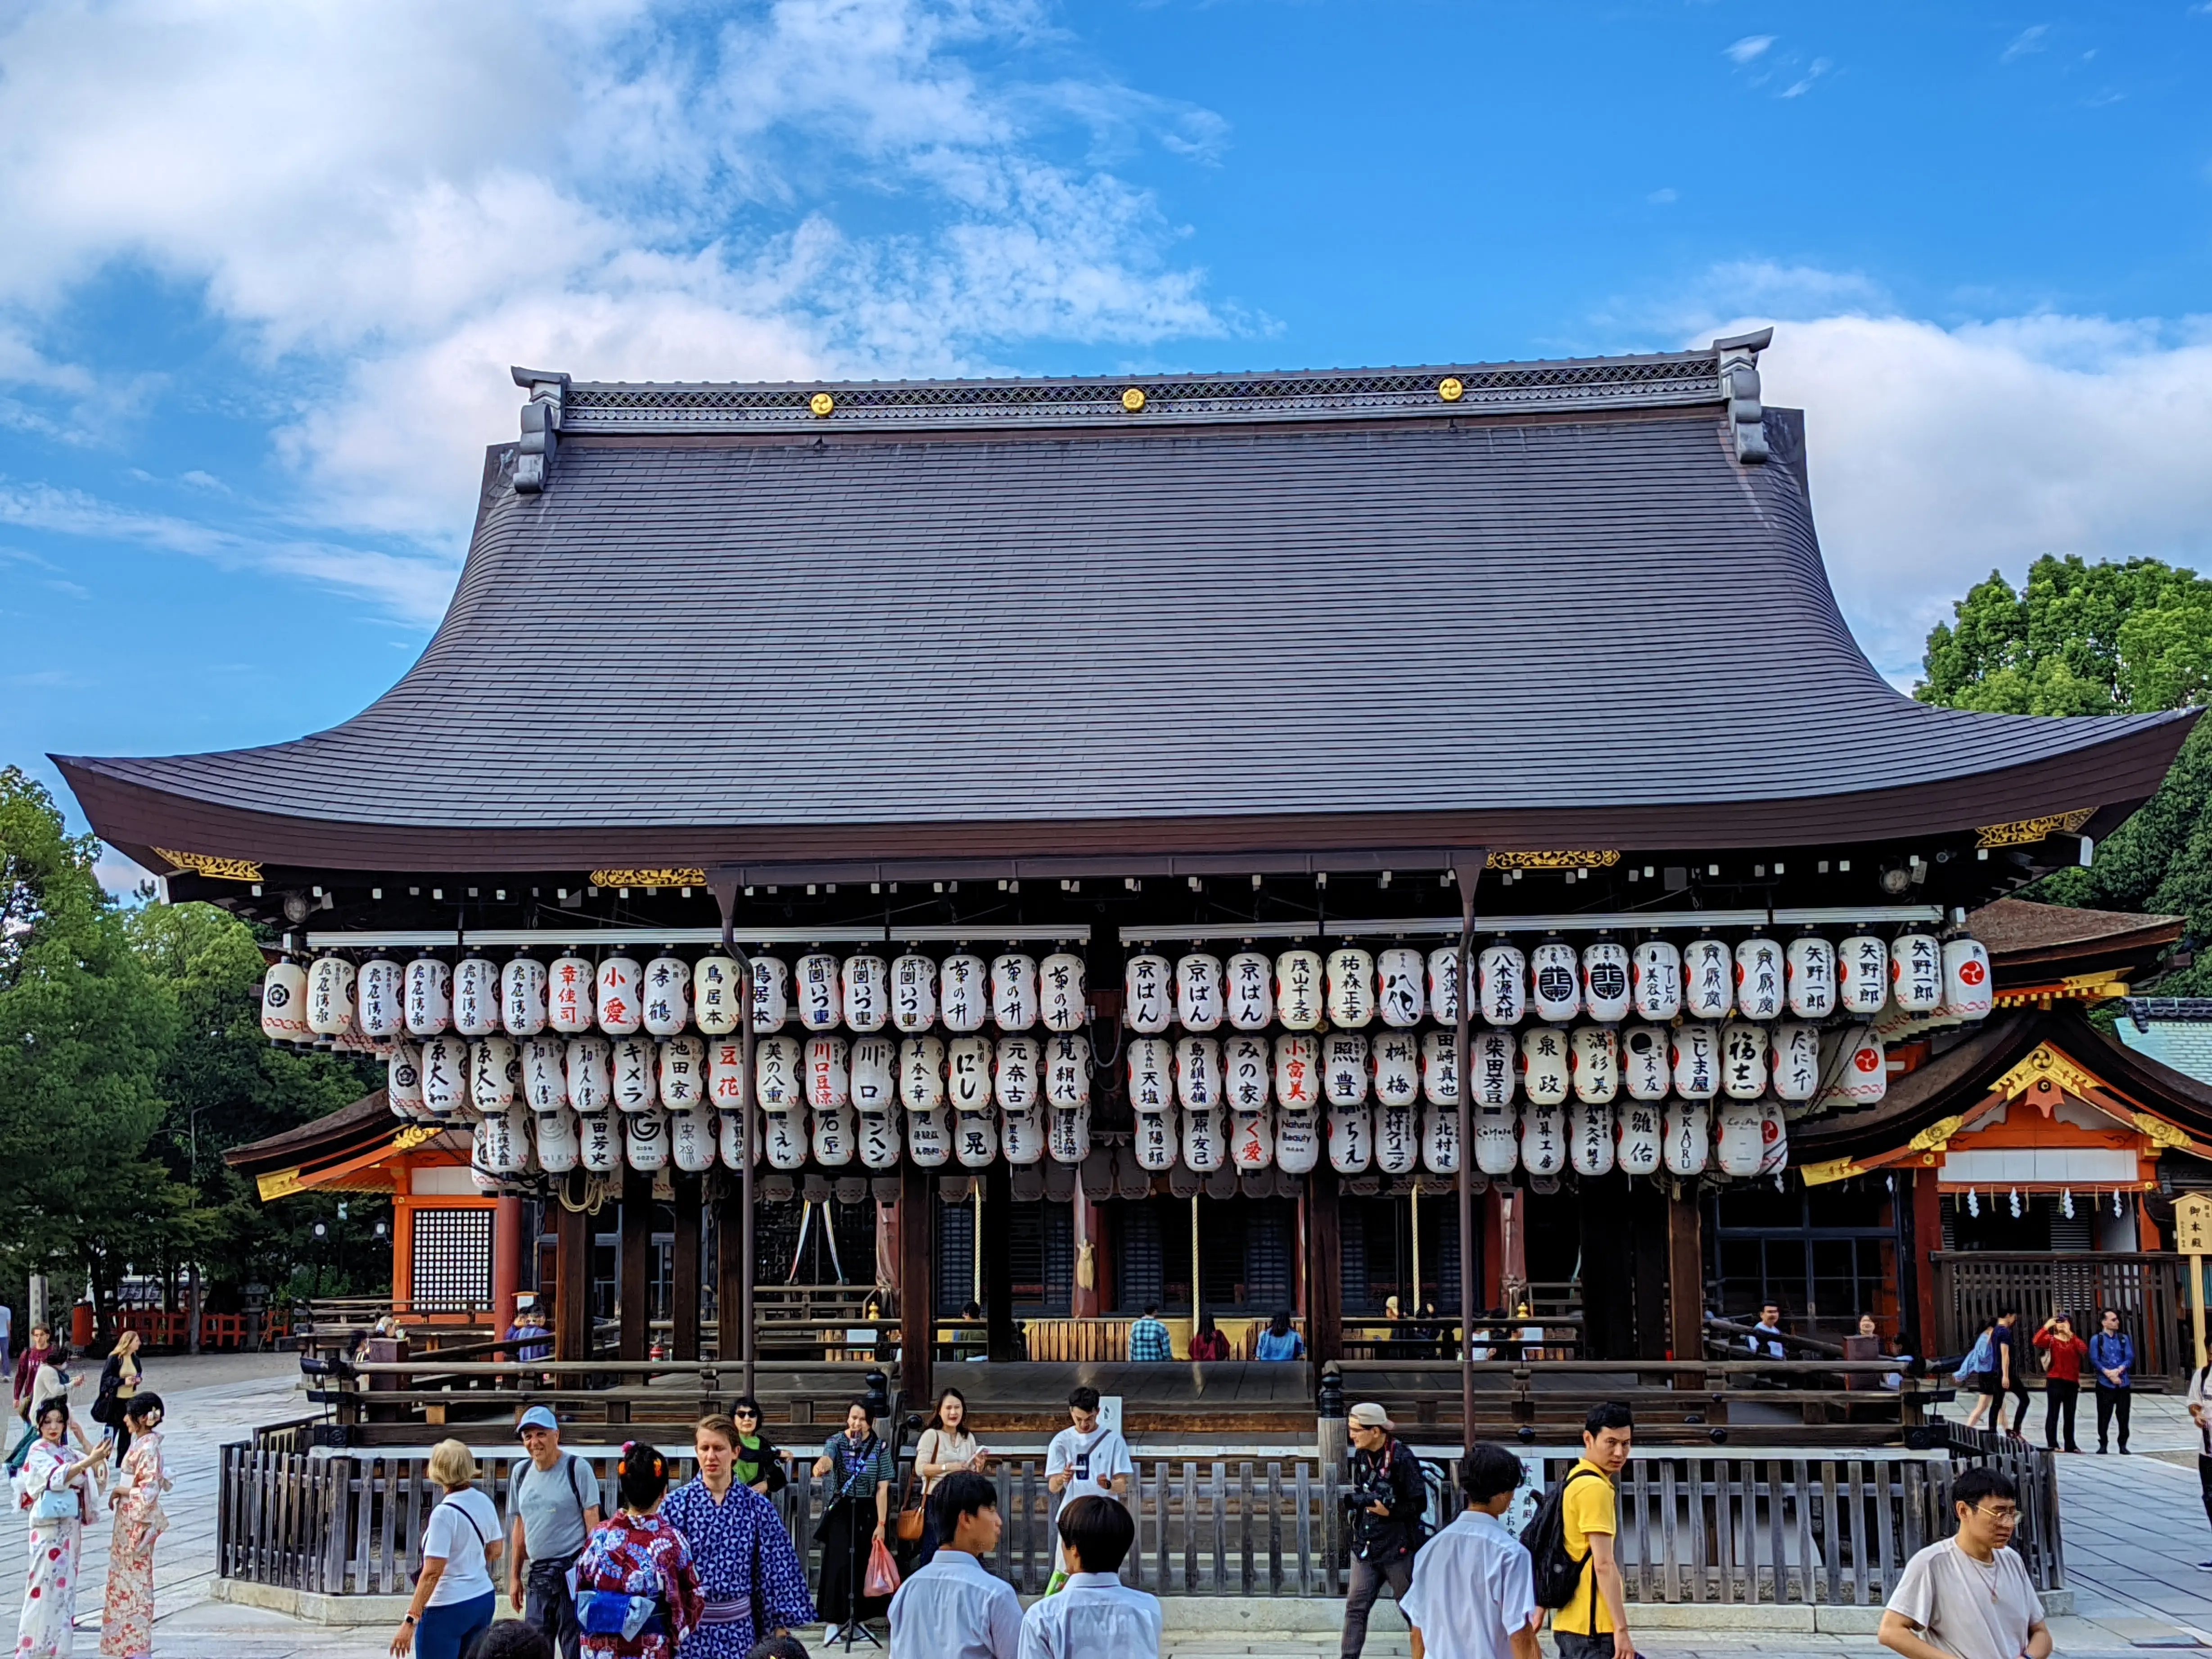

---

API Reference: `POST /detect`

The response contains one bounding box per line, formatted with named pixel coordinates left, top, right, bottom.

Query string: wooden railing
left=1932, top=1252, right=2185, bottom=1382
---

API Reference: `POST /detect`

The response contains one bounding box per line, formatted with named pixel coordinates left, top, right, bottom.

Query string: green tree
left=1916, top=555, right=2212, bottom=995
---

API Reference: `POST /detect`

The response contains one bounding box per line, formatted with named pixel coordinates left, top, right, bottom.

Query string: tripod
left=830, top=1447, right=884, bottom=1650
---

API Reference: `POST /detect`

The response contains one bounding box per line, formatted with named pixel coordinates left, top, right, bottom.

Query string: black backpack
left=1519, top=1465, right=1605, bottom=1609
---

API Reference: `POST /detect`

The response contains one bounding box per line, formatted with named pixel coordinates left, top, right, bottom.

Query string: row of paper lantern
left=459, top=1092, right=1786, bottom=1183
left=258, top=931, right=1992, bottom=1047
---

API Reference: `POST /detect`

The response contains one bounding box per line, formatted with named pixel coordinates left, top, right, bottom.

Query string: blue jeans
left=416, top=1590, right=495, bottom=1659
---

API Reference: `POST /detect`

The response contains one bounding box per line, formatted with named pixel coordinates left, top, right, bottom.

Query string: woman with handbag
left=12, top=1397, right=111, bottom=1659
left=662, top=1415, right=814, bottom=1657
left=810, top=1402, right=894, bottom=1642
left=388, top=1439, right=503, bottom=1659
left=99, top=1393, right=171, bottom=1659
left=907, top=1389, right=989, bottom=1568
left=93, top=1333, right=143, bottom=1465
left=572, top=1441, right=701, bottom=1659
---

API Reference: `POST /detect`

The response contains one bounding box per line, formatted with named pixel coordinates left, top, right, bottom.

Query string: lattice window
left=412, top=1208, right=493, bottom=1312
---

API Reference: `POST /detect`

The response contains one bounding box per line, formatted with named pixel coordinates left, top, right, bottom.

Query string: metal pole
left=1453, top=851, right=1487, bottom=1450
left=1191, top=1193, right=1202, bottom=1336
left=716, top=883, right=758, bottom=1401
left=1410, top=1183, right=1422, bottom=1322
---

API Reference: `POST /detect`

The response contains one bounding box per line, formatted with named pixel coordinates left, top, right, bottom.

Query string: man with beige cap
left=1341, top=1402, right=1428, bottom=1659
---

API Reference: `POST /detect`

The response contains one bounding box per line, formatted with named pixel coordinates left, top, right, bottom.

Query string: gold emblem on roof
left=2134, top=1112, right=2190, bottom=1151
left=256, top=1167, right=305, bottom=1201
left=1121, top=387, right=1147, bottom=413
left=1975, top=807, right=2095, bottom=849
left=153, top=847, right=263, bottom=882
left=1437, top=377, right=1464, bottom=402
left=1908, top=1115, right=1965, bottom=1153
left=589, top=869, right=707, bottom=889
left=1486, top=850, right=1622, bottom=871
left=1992, top=1042, right=2104, bottom=1101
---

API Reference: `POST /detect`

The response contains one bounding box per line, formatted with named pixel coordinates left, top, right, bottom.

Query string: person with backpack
left=389, top=1439, right=504, bottom=1659
left=2090, top=1308, right=2135, bottom=1454
left=1956, top=1320, right=1999, bottom=1431
left=507, top=1406, right=604, bottom=1659
left=1339, top=1402, right=1428, bottom=1659
left=1521, top=1402, right=1634, bottom=1659
left=1400, top=1443, right=1539, bottom=1659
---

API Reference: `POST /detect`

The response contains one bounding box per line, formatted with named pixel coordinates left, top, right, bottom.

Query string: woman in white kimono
left=13, top=1397, right=111, bottom=1659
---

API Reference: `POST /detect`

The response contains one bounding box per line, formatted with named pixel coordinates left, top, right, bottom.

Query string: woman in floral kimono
left=573, top=1442, right=701, bottom=1659
left=13, top=1397, right=111, bottom=1659
left=100, top=1393, right=169, bottom=1659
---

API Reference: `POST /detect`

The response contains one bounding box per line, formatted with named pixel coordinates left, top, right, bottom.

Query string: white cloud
left=1726, top=35, right=1775, bottom=63
left=2001, top=24, right=2049, bottom=63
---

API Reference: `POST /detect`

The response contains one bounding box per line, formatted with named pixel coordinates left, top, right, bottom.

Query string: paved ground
left=5, top=1361, right=2208, bottom=1656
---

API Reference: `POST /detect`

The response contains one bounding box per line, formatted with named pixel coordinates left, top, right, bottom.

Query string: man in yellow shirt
left=1552, top=1402, right=1634, bottom=1659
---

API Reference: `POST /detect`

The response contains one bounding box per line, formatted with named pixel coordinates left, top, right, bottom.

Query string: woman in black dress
left=809, top=1400, right=892, bottom=1640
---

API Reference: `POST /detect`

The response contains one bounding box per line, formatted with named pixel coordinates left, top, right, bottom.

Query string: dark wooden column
left=619, top=1167, right=653, bottom=1365
left=900, top=1163, right=934, bottom=1409
left=1579, top=1170, right=1635, bottom=1361
left=1306, top=1170, right=1343, bottom=1366
left=1632, top=1179, right=1670, bottom=1360
left=983, top=1163, right=1018, bottom=1361
left=671, top=1173, right=702, bottom=1362
left=555, top=1192, right=591, bottom=1362
left=1667, top=1182, right=1705, bottom=1369
left=1907, top=1166, right=1943, bottom=1351
left=716, top=1177, right=748, bottom=1374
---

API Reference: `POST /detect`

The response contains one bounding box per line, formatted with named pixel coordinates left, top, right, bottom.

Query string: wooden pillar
left=716, top=1178, right=748, bottom=1374
left=1306, top=1170, right=1343, bottom=1366
left=900, top=1163, right=934, bottom=1409
left=1666, top=1183, right=1703, bottom=1366
left=619, top=1167, right=652, bottom=1364
left=555, top=1194, right=590, bottom=1362
left=1481, top=1186, right=1508, bottom=1312
left=493, top=1195, right=525, bottom=1340
left=1580, top=1170, right=1634, bottom=1361
left=983, top=1163, right=1018, bottom=1361
left=1632, top=1180, right=1670, bottom=1361
left=393, top=1196, right=416, bottom=1314
left=671, top=1174, right=702, bottom=1362
left=1909, top=1166, right=1943, bottom=1351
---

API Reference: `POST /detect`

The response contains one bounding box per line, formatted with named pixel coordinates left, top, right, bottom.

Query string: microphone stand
left=833, top=1438, right=884, bottom=1650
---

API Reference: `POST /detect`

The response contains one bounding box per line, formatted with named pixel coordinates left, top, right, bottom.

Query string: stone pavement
left=6, top=1357, right=2210, bottom=1656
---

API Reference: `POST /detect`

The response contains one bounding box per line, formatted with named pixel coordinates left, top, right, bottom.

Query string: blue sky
left=5, top=1, right=2212, bottom=888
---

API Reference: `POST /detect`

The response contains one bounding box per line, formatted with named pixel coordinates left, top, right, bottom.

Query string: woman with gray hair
left=389, top=1439, right=503, bottom=1659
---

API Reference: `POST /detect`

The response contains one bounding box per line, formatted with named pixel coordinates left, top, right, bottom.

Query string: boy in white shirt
left=890, top=1470, right=1023, bottom=1659
left=1401, top=1444, right=1539, bottom=1659
left=1046, top=1388, right=1132, bottom=1505
left=1019, top=1495, right=1161, bottom=1659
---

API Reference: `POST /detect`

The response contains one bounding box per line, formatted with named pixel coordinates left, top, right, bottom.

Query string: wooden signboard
left=2175, top=1192, right=2212, bottom=1370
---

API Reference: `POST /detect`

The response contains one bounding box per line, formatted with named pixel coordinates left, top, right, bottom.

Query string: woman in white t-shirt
left=389, top=1438, right=504, bottom=1659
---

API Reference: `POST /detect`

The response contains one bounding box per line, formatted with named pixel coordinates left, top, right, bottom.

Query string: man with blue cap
left=506, top=1404, right=601, bottom=1659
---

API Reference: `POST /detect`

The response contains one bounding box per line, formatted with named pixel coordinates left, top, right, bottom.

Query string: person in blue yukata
left=1126, top=1307, right=1171, bottom=1363
left=663, top=1414, right=816, bottom=1658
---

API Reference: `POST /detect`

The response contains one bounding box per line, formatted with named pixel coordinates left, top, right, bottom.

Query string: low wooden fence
left=1933, top=1251, right=2185, bottom=1383
left=219, top=1437, right=2059, bottom=1602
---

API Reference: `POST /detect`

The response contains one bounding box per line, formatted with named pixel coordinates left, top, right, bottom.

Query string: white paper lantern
left=941, top=954, right=989, bottom=1033
left=1670, top=1022, right=1720, bottom=1099
left=1733, top=938, right=1783, bottom=1021
left=611, top=1036, right=658, bottom=1112
left=1377, top=947, right=1425, bottom=1028
left=419, top=1034, right=467, bottom=1115
left=851, top=1036, right=895, bottom=1113
left=1570, top=1102, right=1616, bottom=1176
left=706, top=1039, right=747, bottom=1112
left=1632, top=940, right=1682, bottom=1021
left=1376, top=1102, right=1419, bottom=1174
left=1758, top=1097, right=1790, bottom=1175
left=901, top=1036, right=947, bottom=1111
left=549, top=953, right=594, bottom=1034
left=1827, top=1027, right=1887, bottom=1104
left=1421, top=1104, right=1459, bottom=1174
left=1325, top=948, right=1376, bottom=1028
left=1275, top=1107, right=1320, bottom=1174
left=1621, top=1025, right=1669, bottom=1101
left=1168, top=953, right=1220, bottom=1032
left=641, top=955, right=690, bottom=1037
left=671, top=1106, right=717, bottom=1173
left=995, top=1034, right=1041, bottom=1111
left=1183, top=1104, right=1224, bottom=1172
left=1124, top=953, right=1173, bottom=1034
left=1715, top=1098, right=1765, bottom=1176
left=1530, top=941, right=1580, bottom=1023
left=949, top=1104, right=995, bottom=1168
left=1837, top=934, right=1889, bottom=1015
left=404, top=955, right=452, bottom=1037
left=691, top=955, right=739, bottom=1036
left=811, top=1103, right=856, bottom=1167
left=1427, top=946, right=1463, bottom=1028
left=596, top=956, right=643, bottom=1036
left=659, top=1036, right=704, bottom=1108
left=1231, top=1106, right=1273, bottom=1170
left=1479, top=942, right=1528, bottom=1027
left=1721, top=1021, right=1769, bottom=1100
left=1891, top=932, right=1944, bottom=1013
left=764, top=1109, right=807, bottom=1171
left=715, top=1106, right=755, bottom=1171
left=1771, top=1023, right=1821, bottom=1102
left=1133, top=1088, right=1179, bottom=1172
left=796, top=952, right=842, bottom=1032
left=1474, top=1088, right=1518, bottom=1174
left=536, top=1106, right=582, bottom=1173
left=387, top=1042, right=424, bottom=1114
left=261, top=960, right=309, bottom=1043
left=469, top=1036, right=518, bottom=1114
left=497, top=955, right=546, bottom=1037
left=992, top=954, right=1040, bottom=1032
left=1049, top=1106, right=1092, bottom=1166
left=1372, top=1030, right=1420, bottom=1108
left=472, top=1114, right=523, bottom=1179
left=1273, top=1034, right=1321, bottom=1109
left=754, top=1035, right=802, bottom=1112
left=1581, top=940, right=1630, bottom=1024
left=907, top=1106, right=951, bottom=1168
left=1275, top=950, right=1324, bottom=1031
left=566, top=1036, right=612, bottom=1114
left=1327, top=1104, right=1373, bottom=1172
left=625, top=1106, right=671, bottom=1172
left=1175, top=1036, right=1223, bottom=1112
left=359, top=955, right=404, bottom=1039
left=805, top=1036, right=851, bottom=1111
left=893, top=953, right=939, bottom=1032
left=579, top=1109, right=621, bottom=1173
left=1943, top=938, right=1994, bottom=1019
left=749, top=957, right=791, bottom=1033
left=1786, top=936, right=1837, bottom=1019
left=1002, top=1100, right=1044, bottom=1166
left=449, top=956, right=495, bottom=1038
left=1225, top=951, right=1273, bottom=1030
left=947, top=1035, right=993, bottom=1112
left=1520, top=1102, right=1565, bottom=1175
left=1681, top=938, right=1732, bottom=1020
left=524, top=1035, right=568, bottom=1110
left=843, top=955, right=888, bottom=1033
left=1471, top=1030, right=1517, bottom=1107
left=1420, top=1030, right=1459, bottom=1105
left=1128, top=1037, right=1174, bottom=1113
left=1323, top=1033, right=1370, bottom=1105
left=1225, top=1034, right=1269, bottom=1111
left=1616, top=1101, right=1662, bottom=1175
left=1520, top=1027, right=1570, bottom=1106
left=1041, top=951, right=1087, bottom=1032
left=1663, top=1100, right=1710, bottom=1176
left=1570, top=1026, right=1619, bottom=1104
left=307, top=956, right=356, bottom=1037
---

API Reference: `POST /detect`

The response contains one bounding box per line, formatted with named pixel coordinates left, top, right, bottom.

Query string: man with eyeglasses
left=1879, top=1467, right=2049, bottom=1659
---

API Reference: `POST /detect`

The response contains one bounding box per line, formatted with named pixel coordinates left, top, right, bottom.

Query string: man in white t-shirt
left=1879, top=1467, right=2049, bottom=1659
left=1046, top=1388, right=1133, bottom=1505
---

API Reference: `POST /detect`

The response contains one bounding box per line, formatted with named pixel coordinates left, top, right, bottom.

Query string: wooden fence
left=1933, top=1252, right=2185, bottom=1382
left=219, top=1438, right=2059, bottom=1602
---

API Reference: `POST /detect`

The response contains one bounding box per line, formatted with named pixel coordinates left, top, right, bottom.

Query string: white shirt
left=1045, top=1425, right=1133, bottom=1503
left=1400, top=1510, right=1537, bottom=1659
left=1886, top=1539, right=2044, bottom=1659
left=2189, top=1366, right=2212, bottom=1456
left=889, top=1547, right=1023, bottom=1659
left=1018, top=1572, right=1161, bottom=1659
left=422, top=1487, right=501, bottom=1606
